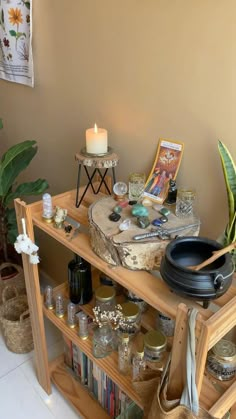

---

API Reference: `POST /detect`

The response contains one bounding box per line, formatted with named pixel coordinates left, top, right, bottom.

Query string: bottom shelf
left=50, top=355, right=110, bottom=419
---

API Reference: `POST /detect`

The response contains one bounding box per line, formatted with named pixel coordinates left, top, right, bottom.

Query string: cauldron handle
left=213, top=273, right=225, bottom=291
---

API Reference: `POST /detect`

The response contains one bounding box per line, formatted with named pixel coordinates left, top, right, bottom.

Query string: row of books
left=63, top=335, right=143, bottom=418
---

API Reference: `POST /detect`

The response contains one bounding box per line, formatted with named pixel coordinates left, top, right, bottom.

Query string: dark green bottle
left=68, top=254, right=92, bottom=305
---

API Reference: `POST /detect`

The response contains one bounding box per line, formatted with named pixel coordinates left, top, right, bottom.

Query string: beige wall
left=1, top=1, right=236, bottom=276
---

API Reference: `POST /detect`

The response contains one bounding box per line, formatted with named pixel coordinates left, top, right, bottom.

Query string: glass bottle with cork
left=118, top=333, right=132, bottom=375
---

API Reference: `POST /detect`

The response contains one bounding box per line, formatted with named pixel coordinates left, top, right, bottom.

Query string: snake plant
left=218, top=140, right=236, bottom=246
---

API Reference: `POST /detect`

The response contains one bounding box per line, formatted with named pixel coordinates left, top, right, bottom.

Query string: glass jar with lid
left=175, top=187, right=196, bottom=218
left=125, top=289, right=148, bottom=314
left=95, top=285, right=116, bottom=312
left=156, top=311, right=175, bottom=337
left=118, top=301, right=141, bottom=339
left=144, top=330, right=167, bottom=370
left=207, top=339, right=236, bottom=381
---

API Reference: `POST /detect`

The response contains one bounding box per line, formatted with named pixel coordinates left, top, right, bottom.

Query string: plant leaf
left=4, top=179, right=49, bottom=207
left=0, top=140, right=37, bottom=197
left=16, top=32, right=26, bottom=40
left=9, top=30, right=16, bottom=37
left=24, top=2, right=30, bottom=9
left=6, top=208, right=17, bottom=244
left=218, top=140, right=236, bottom=226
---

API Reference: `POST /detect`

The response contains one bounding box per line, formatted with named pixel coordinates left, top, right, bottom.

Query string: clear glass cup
left=128, top=173, right=146, bottom=201
left=175, top=187, right=196, bottom=218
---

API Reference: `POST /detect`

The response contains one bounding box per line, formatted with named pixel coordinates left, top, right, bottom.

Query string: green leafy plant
left=0, top=140, right=49, bottom=262
left=218, top=140, right=236, bottom=246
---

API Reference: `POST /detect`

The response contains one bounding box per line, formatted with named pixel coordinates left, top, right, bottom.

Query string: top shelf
left=23, top=188, right=236, bottom=323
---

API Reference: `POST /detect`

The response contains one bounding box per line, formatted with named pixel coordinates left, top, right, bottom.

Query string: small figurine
left=165, top=179, right=177, bottom=205
left=54, top=206, right=67, bottom=228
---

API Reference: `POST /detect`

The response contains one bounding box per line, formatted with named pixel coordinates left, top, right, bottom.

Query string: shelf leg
left=14, top=199, right=52, bottom=395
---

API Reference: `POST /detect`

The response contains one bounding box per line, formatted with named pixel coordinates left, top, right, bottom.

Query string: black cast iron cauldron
left=160, top=236, right=234, bottom=307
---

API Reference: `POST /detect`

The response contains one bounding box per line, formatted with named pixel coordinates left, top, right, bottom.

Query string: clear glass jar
left=95, top=285, right=116, bottom=312
left=207, top=339, right=236, bottom=381
left=144, top=330, right=167, bottom=370
left=118, top=333, right=132, bottom=375
left=156, top=311, right=175, bottom=337
left=175, top=187, right=196, bottom=218
left=118, top=301, right=141, bottom=339
left=126, top=289, right=148, bottom=313
left=92, top=321, right=115, bottom=358
left=128, top=173, right=146, bottom=201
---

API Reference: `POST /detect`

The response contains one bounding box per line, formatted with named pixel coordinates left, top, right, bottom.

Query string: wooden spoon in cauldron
left=188, top=241, right=236, bottom=271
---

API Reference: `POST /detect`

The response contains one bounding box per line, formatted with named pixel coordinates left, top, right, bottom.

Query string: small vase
left=92, top=322, right=116, bottom=358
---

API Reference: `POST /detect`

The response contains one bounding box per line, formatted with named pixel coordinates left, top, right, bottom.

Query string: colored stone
left=159, top=207, right=170, bottom=217
left=160, top=215, right=168, bottom=223
left=137, top=216, right=150, bottom=229
left=109, top=212, right=121, bottom=222
left=142, top=198, right=153, bottom=207
left=113, top=205, right=122, bottom=214
left=129, top=200, right=138, bottom=206
left=152, top=218, right=163, bottom=227
left=119, top=218, right=131, bottom=231
left=119, top=200, right=129, bottom=208
left=131, top=204, right=149, bottom=217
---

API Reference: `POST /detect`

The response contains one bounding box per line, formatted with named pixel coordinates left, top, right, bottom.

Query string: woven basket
left=0, top=263, right=26, bottom=304
left=0, top=286, right=33, bottom=353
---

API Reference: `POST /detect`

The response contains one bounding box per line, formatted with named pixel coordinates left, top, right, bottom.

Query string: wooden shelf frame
left=14, top=187, right=236, bottom=419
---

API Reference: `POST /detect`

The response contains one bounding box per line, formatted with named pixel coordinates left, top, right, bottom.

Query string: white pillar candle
left=86, top=123, right=108, bottom=154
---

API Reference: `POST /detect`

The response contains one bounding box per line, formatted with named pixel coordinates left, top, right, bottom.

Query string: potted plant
left=0, top=139, right=49, bottom=269
left=218, top=140, right=236, bottom=265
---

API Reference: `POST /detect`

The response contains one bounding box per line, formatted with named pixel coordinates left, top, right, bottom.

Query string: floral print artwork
left=0, top=0, right=33, bottom=87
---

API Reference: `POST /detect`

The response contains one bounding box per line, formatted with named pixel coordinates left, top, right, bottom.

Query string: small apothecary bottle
left=156, top=311, right=175, bottom=337
left=95, top=285, right=116, bottom=312
left=118, top=301, right=141, bottom=339
left=67, top=302, right=77, bottom=328
left=132, top=348, right=146, bottom=380
left=55, top=294, right=65, bottom=318
left=44, top=285, right=54, bottom=310
left=206, top=339, right=236, bottom=381
left=77, top=311, right=89, bottom=340
left=144, top=330, right=167, bottom=370
left=68, top=254, right=93, bottom=305
left=118, top=333, right=132, bottom=375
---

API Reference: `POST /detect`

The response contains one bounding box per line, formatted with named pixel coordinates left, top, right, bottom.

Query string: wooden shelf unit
left=14, top=187, right=236, bottom=419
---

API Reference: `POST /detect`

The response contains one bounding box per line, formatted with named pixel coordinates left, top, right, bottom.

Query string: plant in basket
left=0, top=136, right=48, bottom=288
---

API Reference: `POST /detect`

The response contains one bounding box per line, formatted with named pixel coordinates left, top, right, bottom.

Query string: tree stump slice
left=88, top=197, right=200, bottom=270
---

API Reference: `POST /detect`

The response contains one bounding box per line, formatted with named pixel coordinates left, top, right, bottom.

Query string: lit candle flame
left=94, top=123, right=98, bottom=133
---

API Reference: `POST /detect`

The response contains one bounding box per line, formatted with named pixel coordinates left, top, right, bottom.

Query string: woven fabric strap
left=180, top=308, right=199, bottom=415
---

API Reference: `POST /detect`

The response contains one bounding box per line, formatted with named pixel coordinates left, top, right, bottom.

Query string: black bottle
left=68, top=254, right=93, bottom=305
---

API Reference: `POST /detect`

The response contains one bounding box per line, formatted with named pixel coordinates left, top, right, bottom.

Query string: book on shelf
left=64, top=338, right=143, bottom=418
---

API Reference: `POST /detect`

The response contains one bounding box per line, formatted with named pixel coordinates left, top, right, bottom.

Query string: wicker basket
left=0, top=263, right=26, bottom=304
left=0, top=286, right=33, bottom=353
